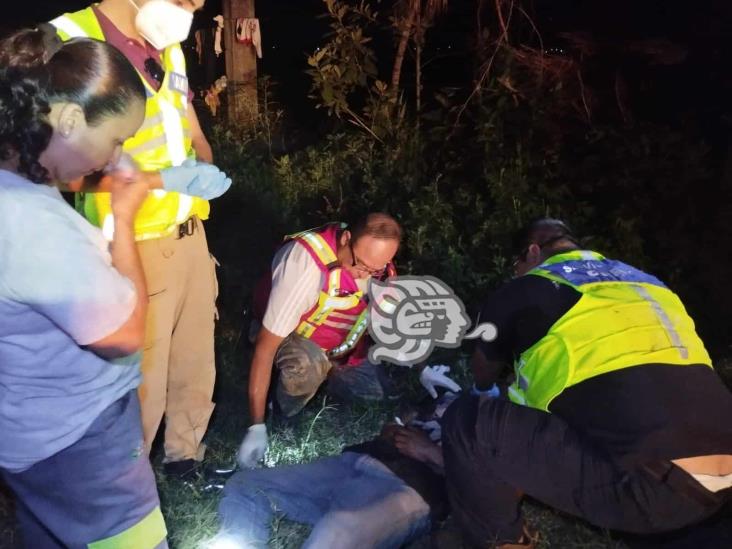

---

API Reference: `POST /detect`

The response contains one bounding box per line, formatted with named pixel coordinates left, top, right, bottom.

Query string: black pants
left=441, top=394, right=729, bottom=547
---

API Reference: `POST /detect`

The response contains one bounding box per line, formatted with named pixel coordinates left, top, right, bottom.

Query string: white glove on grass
left=237, top=423, right=268, bottom=468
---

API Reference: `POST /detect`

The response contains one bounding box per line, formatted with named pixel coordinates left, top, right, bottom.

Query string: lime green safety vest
left=51, top=6, right=210, bottom=241
left=508, top=250, right=712, bottom=411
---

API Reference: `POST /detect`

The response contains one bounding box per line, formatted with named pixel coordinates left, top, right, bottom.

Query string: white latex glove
left=419, top=364, right=462, bottom=398
left=237, top=424, right=268, bottom=468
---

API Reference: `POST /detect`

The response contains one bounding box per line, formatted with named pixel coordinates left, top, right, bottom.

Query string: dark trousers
left=442, top=394, right=729, bottom=547
left=1, top=392, right=167, bottom=549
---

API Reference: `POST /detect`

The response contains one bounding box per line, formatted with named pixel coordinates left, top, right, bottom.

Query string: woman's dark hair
left=0, top=25, right=146, bottom=182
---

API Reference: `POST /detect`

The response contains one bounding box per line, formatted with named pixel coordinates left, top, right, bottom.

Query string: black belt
left=178, top=216, right=197, bottom=239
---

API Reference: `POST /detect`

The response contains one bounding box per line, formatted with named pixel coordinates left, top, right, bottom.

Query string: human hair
left=349, top=213, right=403, bottom=243
left=512, top=217, right=580, bottom=260
left=0, top=25, right=146, bottom=182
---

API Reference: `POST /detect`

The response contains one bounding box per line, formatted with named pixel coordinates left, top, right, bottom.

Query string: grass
left=1, top=322, right=730, bottom=548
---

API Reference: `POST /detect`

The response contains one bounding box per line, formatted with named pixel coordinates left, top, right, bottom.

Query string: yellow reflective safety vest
left=51, top=6, right=209, bottom=240
left=508, top=250, right=712, bottom=411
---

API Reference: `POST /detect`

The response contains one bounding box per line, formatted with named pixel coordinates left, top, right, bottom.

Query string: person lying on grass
left=214, top=393, right=459, bottom=549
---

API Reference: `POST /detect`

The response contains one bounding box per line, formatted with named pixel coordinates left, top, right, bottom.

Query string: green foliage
left=209, top=53, right=726, bottom=354
left=306, top=1, right=380, bottom=117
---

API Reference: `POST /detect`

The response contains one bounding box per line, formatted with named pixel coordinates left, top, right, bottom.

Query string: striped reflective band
left=508, top=385, right=526, bottom=404
left=631, top=284, right=689, bottom=359
left=159, top=99, right=187, bottom=166
left=88, top=506, right=166, bottom=549
left=100, top=197, right=194, bottom=242
left=175, top=195, right=194, bottom=225
left=328, top=270, right=340, bottom=295
left=327, top=309, right=369, bottom=357
left=50, top=15, right=87, bottom=38
left=302, top=232, right=337, bottom=264
left=137, top=112, right=166, bottom=133
left=126, top=135, right=169, bottom=158
left=321, top=319, right=357, bottom=330
left=328, top=311, right=360, bottom=322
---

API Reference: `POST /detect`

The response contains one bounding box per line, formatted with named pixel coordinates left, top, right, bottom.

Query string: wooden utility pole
left=223, top=0, right=258, bottom=124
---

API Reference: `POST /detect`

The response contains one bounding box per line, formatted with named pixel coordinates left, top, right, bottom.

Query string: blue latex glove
left=470, top=383, right=500, bottom=398
left=160, top=158, right=232, bottom=199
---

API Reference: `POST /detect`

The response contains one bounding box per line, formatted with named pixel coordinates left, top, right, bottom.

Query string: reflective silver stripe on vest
left=159, top=100, right=187, bottom=166
left=321, top=319, right=356, bottom=331
left=137, top=112, right=165, bottom=133
left=508, top=385, right=526, bottom=405
left=174, top=193, right=194, bottom=225
left=50, top=16, right=88, bottom=38
left=304, top=233, right=330, bottom=255
left=126, top=135, right=168, bottom=158
left=631, top=284, right=689, bottom=359
left=329, top=311, right=360, bottom=322
left=327, top=309, right=369, bottom=358
left=160, top=47, right=188, bottom=166
left=518, top=373, right=530, bottom=391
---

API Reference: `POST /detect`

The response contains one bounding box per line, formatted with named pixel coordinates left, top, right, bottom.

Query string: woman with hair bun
left=0, top=26, right=168, bottom=548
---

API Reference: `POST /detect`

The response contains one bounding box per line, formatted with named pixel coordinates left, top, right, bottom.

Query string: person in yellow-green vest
left=50, top=0, right=231, bottom=479
left=441, top=218, right=732, bottom=549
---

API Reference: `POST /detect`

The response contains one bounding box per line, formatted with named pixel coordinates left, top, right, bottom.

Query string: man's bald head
left=349, top=213, right=402, bottom=244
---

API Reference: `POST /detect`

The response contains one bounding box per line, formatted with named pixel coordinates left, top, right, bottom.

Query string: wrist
left=142, top=171, right=163, bottom=190
left=111, top=214, right=136, bottom=231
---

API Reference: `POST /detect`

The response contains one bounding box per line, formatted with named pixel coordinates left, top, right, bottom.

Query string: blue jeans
left=217, top=452, right=431, bottom=548
left=1, top=392, right=167, bottom=549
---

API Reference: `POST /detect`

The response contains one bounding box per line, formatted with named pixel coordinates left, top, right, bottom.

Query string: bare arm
left=392, top=426, right=444, bottom=470
left=84, top=176, right=149, bottom=359
left=65, top=171, right=163, bottom=193
left=188, top=107, right=213, bottom=163
left=248, top=327, right=286, bottom=424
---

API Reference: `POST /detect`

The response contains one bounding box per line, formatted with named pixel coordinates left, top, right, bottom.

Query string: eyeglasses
left=349, top=241, right=387, bottom=278
left=144, top=57, right=165, bottom=86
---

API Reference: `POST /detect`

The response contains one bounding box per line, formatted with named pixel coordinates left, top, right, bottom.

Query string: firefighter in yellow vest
left=51, top=0, right=231, bottom=479
left=440, top=218, right=732, bottom=548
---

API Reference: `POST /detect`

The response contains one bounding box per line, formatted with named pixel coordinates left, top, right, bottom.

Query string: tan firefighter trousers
left=137, top=216, right=217, bottom=462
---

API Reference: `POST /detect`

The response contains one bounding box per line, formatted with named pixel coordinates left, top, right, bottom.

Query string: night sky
left=4, top=1, right=732, bottom=132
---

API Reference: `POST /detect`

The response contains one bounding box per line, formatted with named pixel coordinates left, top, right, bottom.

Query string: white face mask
left=127, top=0, right=194, bottom=50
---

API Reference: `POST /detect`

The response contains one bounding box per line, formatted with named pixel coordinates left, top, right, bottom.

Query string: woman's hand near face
left=109, top=166, right=148, bottom=224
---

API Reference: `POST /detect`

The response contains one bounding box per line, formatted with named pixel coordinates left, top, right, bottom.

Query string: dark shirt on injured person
left=343, top=438, right=449, bottom=520
left=477, top=273, right=732, bottom=467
